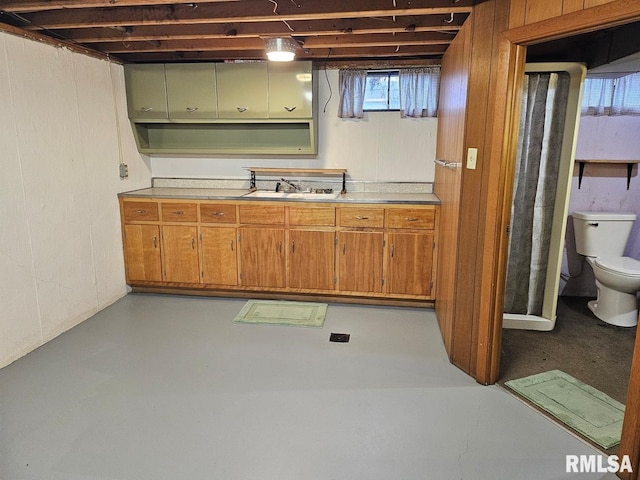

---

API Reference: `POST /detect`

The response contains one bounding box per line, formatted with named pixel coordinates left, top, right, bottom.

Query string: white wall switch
left=466, top=147, right=478, bottom=170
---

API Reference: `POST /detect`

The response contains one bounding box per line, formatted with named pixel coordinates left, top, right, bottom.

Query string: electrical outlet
left=466, top=148, right=478, bottom=170
left=119, top=163, right=129, bottom=178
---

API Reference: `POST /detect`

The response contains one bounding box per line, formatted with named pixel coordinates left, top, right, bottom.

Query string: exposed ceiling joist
left=0, top=0, right=476, bottom=64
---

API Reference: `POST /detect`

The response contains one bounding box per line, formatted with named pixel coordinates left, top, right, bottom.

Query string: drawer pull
left=173, top=211, right=185, bottom=215
left=186, top=107, right=198, bottom=113
left=140, top=107, right=153, bottom=112
left=135, top=209, right=146, bottom=214
left=212, top=212, right=225, bottom=216
left=284, top=106, right=297, bottom=112
left=237, top=107, right=248, bottom=113
left=355, top=216, right=369, bottom=220
left=405, top=217, right=419, bottom=222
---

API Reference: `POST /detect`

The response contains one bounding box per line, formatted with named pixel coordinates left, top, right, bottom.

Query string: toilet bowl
left=573, top=212, right=640, bottom=327
left=585, top=256, right=640, bottom=327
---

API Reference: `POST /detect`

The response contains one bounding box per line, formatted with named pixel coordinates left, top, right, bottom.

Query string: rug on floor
left=505, top=369, right=625, bottom=449
left=233, top=300, right=327, bottom=328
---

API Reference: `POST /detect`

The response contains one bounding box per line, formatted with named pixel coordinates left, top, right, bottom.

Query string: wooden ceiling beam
left=0, top=0, right=238, bottom=12
left=301, top=32, right=454, bottom=48
left=52, top=16, right=466, bottom=43
left=89, top=32, right=453, bottom=53
left=113, top=44, right=448, bottom=62
left=18, top=1, right=473, bottom=30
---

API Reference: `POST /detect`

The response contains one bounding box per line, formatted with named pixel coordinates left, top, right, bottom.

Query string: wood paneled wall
left=509, top=0, right=616, bottom=27
left=434, top=0, right=514, bottom=382
left=434, top=19, right=471, bottom=355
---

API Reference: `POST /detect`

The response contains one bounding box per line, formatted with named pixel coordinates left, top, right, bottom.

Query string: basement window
left=363, top=71, right=400, bottom=111
left=581, top=72, right=640, bottom=116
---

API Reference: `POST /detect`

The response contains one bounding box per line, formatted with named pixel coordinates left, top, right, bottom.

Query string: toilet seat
left=594, top=256, right=640, bottom=277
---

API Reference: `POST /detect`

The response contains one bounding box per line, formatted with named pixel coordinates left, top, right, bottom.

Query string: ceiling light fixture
left=265, top=37, right=298, bottom=62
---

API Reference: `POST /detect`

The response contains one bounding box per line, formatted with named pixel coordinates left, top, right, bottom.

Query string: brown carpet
left=499, top=296, right=637, bottom=453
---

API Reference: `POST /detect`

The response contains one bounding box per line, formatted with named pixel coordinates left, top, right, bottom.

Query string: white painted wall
left=0, top=31, right=151, bottom=368
left=561, top=115, right=640, bottom=296
left=151, top=69, right=438, bottom=183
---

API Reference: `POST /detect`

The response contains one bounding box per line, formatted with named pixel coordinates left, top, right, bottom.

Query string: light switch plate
left=466, top=148, right=478, bottom=170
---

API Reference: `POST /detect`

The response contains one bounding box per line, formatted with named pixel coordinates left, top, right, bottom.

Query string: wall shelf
left=576, top=159, right=640, bottom=190
left=245, top=167, right=348, bottom=193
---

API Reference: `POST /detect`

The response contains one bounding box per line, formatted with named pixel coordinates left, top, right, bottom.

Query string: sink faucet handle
left=280, top=177, right=298, bottom=191
left=275, top=181, right=281, bottom=192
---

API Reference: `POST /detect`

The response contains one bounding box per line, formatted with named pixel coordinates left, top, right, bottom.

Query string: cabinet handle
left=135, top=209, right=146, bottom=214
left=140, top=107, right=153, bottom=112
left=291, top=241, right=295, bottom=253
left=279, top=241, right=282, bottom=254
left=230, top=240, right=234, bottom=251
left=342, top=243, right=346, bottom=255
left=284, top=106, right=297, bottom=112
left=186, top=107, right=199, bottom=113
left=237, top=107, right=248, bottom=113
left=191, top=238, right=195, bottom=249
left=391, top=245, right=395, bottom=258
left=153, top=235, right=157, bottom=248
left=405, top=217, right=419, bottom=222
left=355, top=216, right=369, bottom=220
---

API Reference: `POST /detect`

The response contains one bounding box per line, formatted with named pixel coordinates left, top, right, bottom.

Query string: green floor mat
left=233, top=300, right=327, bottom=328
left=505, top=370, right=625, bottom=449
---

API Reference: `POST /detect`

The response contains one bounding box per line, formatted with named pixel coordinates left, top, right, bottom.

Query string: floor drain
left=330, top=333, right=350, bottom=343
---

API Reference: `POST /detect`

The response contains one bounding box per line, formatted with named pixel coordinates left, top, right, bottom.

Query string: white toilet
left=573, top=211, right=640, bottom=327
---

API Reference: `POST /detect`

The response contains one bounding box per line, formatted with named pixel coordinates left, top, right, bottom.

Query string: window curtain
left=337, top=69, right=367, bottom=118
left=581, top=72, right=640, bottom=116
left=399, top=66, right=440, bottom=118
left=504, top=72, right=570, bottom=315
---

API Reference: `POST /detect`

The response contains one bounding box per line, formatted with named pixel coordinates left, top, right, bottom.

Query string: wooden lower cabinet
left=338, top=231, right=384, bottom=293
left=200, top=226, right=238, bottom=285
left=161, top=225, right=200, bottom=283
left=123, top=224, right=162, bottom=282
left=120, top=197, right=438, bottom=303
left=386, top=231, right=434, bottom=296
left=238, top=227, right=286, bottom=288
left=288, top=229, right=335, bottom=290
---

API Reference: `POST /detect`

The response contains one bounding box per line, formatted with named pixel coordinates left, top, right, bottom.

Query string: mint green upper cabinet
left=216, top=63, right=269, bottom=119
left=165, top=64, right=218, bottom=120
left=268, top=61, right=313, bottom=118
left=124, top=64, right=168, bottom=120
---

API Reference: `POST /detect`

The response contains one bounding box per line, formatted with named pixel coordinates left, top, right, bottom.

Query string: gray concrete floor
left=0, top=294, right=617, bottom=479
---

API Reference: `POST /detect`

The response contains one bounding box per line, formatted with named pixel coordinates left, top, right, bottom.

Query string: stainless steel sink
left=243, top=191, right=341, bottom=200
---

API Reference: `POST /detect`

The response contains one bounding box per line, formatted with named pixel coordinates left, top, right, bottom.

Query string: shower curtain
left=504, top=72, right=571, bottom=315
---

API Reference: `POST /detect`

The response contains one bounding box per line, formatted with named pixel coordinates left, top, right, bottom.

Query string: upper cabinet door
left=124, top=64, right=168, bottom=120
left=268, top=61, right=313, bottom=118
left=165, top=64, right=218, bottom=120
left=216, top=63, right=268, bottom=119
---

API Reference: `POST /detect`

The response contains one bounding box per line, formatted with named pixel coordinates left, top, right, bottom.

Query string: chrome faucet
left=277, top=178, right=299, bottom=192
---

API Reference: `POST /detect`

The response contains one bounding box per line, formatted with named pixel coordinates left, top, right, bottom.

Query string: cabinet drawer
left=386, top=208, right=435, bottom=230
left=160, top=203, right=198, bottom=222
left=289, top=206, right=335, bottom=226
left=339, top=207, right=385, bottom=228
left=200, top=203, right=237, bottom=223
left=239, top=205, right=285, bottom=225
left=123, top=201, right=159, bottom=222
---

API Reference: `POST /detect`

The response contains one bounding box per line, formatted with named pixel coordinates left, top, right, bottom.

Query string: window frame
left=363, top=70, right=400, bottom=112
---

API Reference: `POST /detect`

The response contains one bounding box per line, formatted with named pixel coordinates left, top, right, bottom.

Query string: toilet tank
left=573, top=212, right=636, bottom=257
